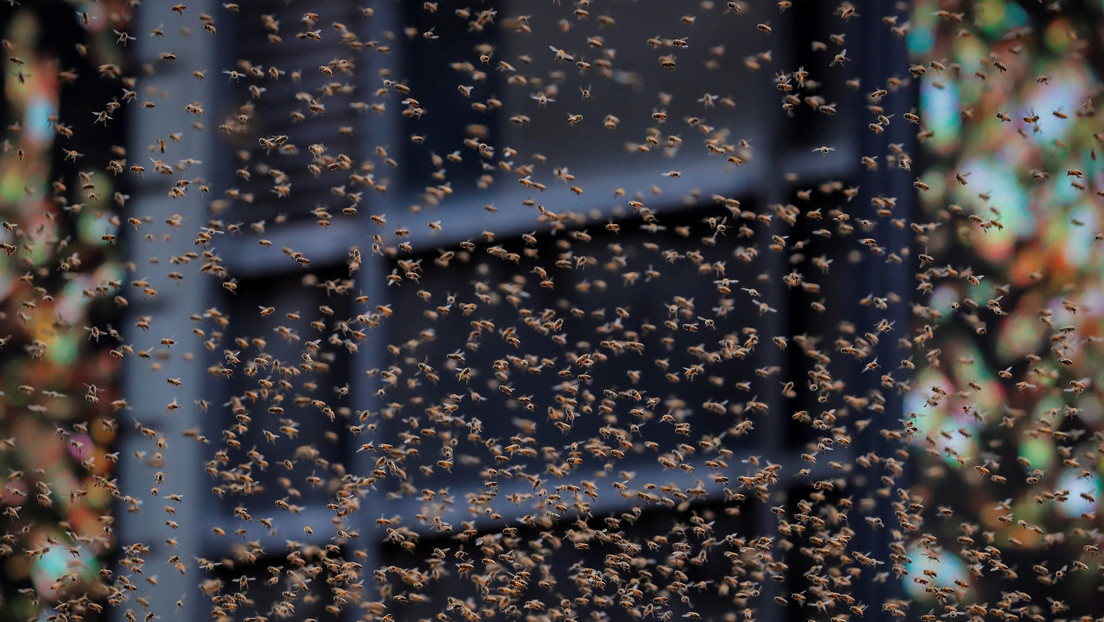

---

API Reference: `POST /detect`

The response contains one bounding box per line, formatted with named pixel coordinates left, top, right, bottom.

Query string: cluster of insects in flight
left=1, top=0, right=1104, bottom=621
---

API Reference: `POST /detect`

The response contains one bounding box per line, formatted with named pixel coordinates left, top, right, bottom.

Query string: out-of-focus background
left=1, top=1, right=1103, bottom=621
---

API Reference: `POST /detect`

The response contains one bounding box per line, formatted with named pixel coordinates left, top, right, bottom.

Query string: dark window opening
left=208, top=268, right=354, bottom=516
left=397, top=3, right=505, bottom=200
left=378, top=498, right=756, bottom=621
left=781, top=3, right=857, bottom=150
left=218, top=0, right=364, bottom=223
left=376, top=203, right=779, bottom=502
left=208, top=550, right=346, bottom=621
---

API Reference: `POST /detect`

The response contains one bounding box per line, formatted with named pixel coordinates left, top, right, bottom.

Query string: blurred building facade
left=110, top=1, right=916, bottom=621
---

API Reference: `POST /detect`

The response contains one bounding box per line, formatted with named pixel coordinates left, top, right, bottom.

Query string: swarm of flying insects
left=3, top=0, right=1104, bottom=621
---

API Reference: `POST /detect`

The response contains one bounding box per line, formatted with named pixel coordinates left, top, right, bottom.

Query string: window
left=380, top=0, right=838, bottom=209
left=379, top=499, right=757, bottom=622
left=209, top=269, right=354, bottom=518
left=380, top=204, right=769, bottom=500
left=218, top=0, right=367, bottom=223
